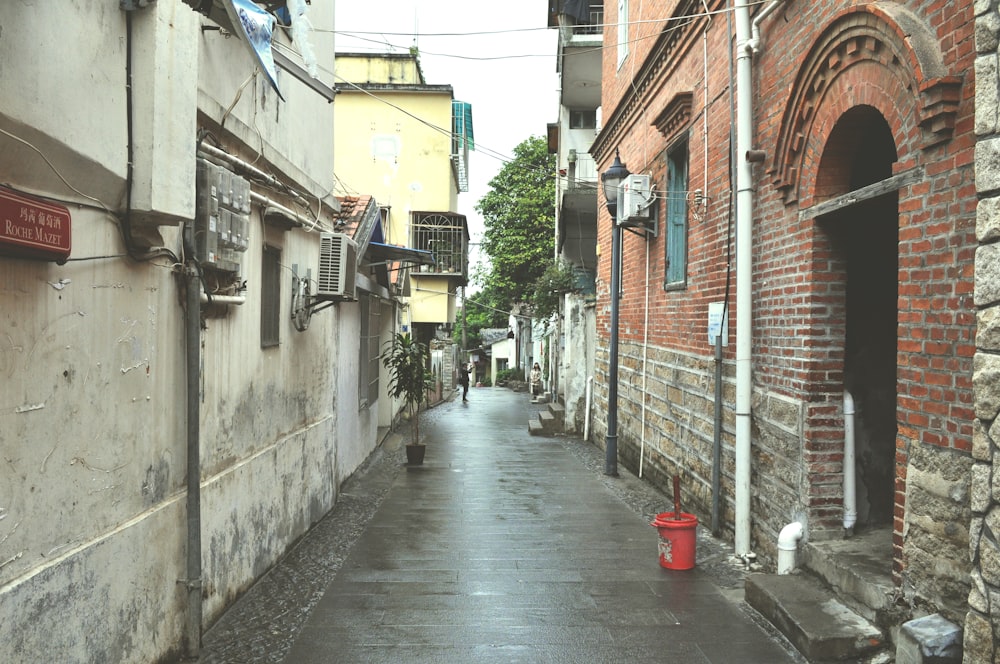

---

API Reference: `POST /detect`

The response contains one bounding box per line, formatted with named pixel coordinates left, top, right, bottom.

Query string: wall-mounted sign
left=0, top=186, right=72, bottom=263
left=708, top=301, right=728, bottom=347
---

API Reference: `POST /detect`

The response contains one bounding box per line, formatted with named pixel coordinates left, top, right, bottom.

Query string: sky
left=333, top=1, right=559, bottom=273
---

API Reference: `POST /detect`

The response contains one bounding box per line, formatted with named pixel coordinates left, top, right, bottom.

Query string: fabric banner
left=224, top=0, right=284, bottom=100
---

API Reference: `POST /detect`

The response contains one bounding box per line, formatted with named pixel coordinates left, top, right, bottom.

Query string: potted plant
left=382, top=332, right=434, bottom=465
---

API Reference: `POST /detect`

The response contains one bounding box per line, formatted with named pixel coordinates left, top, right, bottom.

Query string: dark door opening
left=817, top=106, right=899, bottom=530
left=830, top=197, right=898, bottom=527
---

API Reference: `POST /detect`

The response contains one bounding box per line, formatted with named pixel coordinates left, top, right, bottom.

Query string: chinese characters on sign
left=0, top=186, right=72, bottom=263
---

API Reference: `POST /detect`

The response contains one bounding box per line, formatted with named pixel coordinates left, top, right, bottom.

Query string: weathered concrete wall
left=0, top=3, right=356, bottom=663
left=560, top=292, right=596, bottom=434
left=0, top=212, right=188, bottom=662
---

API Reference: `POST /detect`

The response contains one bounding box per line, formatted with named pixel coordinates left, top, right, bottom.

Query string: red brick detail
left=770, top=6, right=963, bottom=204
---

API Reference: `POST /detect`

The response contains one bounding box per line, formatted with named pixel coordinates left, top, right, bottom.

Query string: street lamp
left=601, top=150, right=629, bottom=477
left=601, top=149, right=629, bottom=219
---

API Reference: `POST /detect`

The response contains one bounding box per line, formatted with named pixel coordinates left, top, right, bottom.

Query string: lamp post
left=601, top=150, right=629, bottom=477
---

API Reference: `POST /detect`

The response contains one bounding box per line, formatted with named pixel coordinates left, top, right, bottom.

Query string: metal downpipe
left=712, top=333, right=724, bottom=536
left=605, top=222, right=622, bottom=477
left=183, top=224, right=203, bottom=658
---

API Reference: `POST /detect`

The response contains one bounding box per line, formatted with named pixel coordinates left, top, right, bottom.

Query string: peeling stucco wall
left=0, top=2, right=363, bottom=663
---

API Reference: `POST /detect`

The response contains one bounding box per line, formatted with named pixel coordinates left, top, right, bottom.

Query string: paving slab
left=280, top=388, right=804, bottom=664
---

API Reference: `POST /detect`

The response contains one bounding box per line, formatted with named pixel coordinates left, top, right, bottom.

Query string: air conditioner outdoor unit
left=316, top=232, right=357, bottom=300
left=619, top=173, right=658, bottom=236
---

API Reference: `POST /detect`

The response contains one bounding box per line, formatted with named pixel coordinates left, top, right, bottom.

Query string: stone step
left=800, top=528, right=897, bottom=627
left=745, top=572, right=884, bottom=662
left=538, top=410, right=558, bottom=433
left=528, top=418, right=545, bottom=436
left=547, top=402, right=565, bottom=424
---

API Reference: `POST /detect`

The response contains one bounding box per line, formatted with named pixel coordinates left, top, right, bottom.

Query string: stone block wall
left=590, top=338, right=805, bottom=562
left=968, top=3, right=1000, bottom=659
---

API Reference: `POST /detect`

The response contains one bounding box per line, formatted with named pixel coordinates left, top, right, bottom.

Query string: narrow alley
left=197, top=387, right=804, bottom=664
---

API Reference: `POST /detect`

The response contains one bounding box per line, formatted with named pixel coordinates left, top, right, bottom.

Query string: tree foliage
left=475, top=136, right=556, bottom=310
left=531, top=260, right=577, bottom=325
left=452, top=282, right=508, bottom=348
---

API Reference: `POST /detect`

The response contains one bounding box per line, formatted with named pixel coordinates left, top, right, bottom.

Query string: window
left=358, top=293, right=381, bottom=409
left=617, top=0, right=629, bottom=68
left=569, top=109, right=597, bottom=129
left=664, top=141, right=689, bottom=289
left=261, top=244, right=281, bottom=347
left=411, top=212, right=466, bottom=276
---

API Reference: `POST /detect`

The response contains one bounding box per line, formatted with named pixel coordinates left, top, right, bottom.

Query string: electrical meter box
left=196, top=158, right=250, bottom=273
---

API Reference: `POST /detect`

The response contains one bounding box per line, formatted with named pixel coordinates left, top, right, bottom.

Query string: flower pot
left=405, top=443, right=426, bottom=465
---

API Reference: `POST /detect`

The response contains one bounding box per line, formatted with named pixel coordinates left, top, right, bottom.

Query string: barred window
left=261, top=245, right=281, bottom=347
left=358, top=293, right=381, bottom=409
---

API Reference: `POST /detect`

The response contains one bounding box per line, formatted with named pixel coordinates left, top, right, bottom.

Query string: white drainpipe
left=777, top=521, right=804, bottom=574
left=584, top=375, right=594, bottom=441
left=733, top=0, right=787, bottom=559
left=733, top=0, right=754, bottom=558
left=748, top=0, right=787, bottom=55
left=843, top=390, right=857, bottom=532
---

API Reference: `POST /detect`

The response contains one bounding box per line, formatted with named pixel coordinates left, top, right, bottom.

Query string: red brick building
left=589, top=0, right=976, bottom=647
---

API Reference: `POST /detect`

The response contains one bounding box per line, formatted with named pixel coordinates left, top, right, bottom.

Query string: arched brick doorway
left=816, top=106, right=899, bottom=531
left=769, top=5, right=966, bottom=581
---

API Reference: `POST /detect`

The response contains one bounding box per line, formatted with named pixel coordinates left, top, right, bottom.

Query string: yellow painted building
left=334, top=52, right=470, bottom=327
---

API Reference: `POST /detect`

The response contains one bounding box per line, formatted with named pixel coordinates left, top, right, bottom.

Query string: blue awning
left=367, top=242, right=436, bottom=266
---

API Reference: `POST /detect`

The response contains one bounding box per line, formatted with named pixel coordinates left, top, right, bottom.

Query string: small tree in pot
left=382, top=332, right=434, bottom=464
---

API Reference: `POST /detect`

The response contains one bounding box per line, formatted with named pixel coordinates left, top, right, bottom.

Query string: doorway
left=816, top=106, right=899, bottom=530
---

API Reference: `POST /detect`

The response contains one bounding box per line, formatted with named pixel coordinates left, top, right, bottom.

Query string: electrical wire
left=330, top=2, right=769, bottom=40
left=278, top=5, right=746, bottom=184
left=0, top=127, right=114, bottom=214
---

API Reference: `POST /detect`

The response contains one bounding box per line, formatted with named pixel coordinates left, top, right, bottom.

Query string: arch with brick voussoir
left=771, top=4, right=961, bottom=206
left=766, top=4, right=965, bottom=583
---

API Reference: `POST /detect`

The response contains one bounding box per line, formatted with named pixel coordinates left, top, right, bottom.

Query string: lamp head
left=601, top=149, right=629, bottom=218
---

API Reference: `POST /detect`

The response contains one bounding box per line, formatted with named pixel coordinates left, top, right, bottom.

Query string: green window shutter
left=665, top=144, right=688, bottom=287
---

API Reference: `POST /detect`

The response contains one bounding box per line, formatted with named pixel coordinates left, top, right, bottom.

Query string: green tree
left=475, top=136, right=556, bottom=309
left=531, top=259, right=577, bottom=325
left=453, top=282, right=508, bottom=348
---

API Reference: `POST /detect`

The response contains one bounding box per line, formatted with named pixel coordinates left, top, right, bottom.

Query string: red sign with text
left=0, top=186, right=72, bottom=263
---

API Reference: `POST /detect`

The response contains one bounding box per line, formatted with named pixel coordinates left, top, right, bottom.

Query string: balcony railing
left=565, top=152, right=597, bottom=190
left=549, top=1, right=604, bottom=40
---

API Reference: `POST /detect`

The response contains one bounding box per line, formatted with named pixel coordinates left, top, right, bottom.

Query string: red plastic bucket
left=650, top=512, right=698, bottom=570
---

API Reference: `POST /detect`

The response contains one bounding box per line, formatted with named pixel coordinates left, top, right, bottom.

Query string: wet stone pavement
left=197, top=387, right=806, bottom=664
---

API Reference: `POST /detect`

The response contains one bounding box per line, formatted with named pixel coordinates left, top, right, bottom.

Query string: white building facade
left=0, top=3, right=375, bottom=662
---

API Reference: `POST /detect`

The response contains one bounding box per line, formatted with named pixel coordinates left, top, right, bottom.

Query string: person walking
left=458, top=363, right=470, bottom=402
left=530, top=362, right=542, bottom=401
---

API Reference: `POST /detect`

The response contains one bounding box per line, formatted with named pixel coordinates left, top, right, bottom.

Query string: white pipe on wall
left=777, top=521, right=804, bottom=574
left=843, top=390, right=857, bottom=532
left=749, top=0, right=787, bottom=55
left=734, top=0, right=754, bottom=558
left=200, top=292, right=246, bottom=305
left=733, top=0, right=788, bottom=560
left=584, top=375, right=594, bottom=441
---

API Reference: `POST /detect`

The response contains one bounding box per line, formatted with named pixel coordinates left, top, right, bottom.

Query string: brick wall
left=592, top=0, right=976, bottom=622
